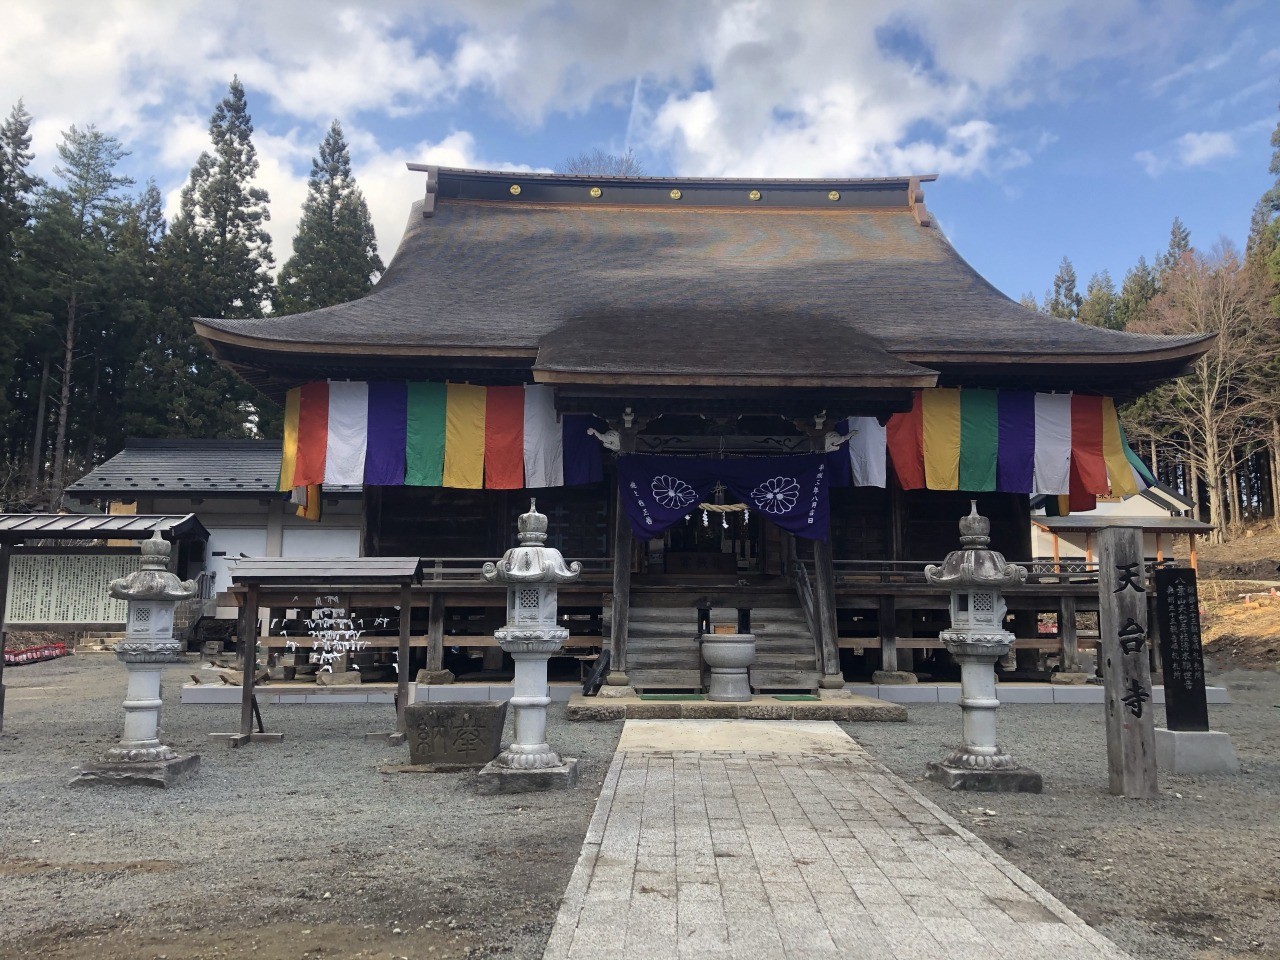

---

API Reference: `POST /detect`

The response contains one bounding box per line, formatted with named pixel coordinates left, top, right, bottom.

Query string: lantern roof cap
left=483, top=499, right=582, bottom=584
left=109, top=527, right=198, bottom=601
left=924, top=501, right=1027, bottom=590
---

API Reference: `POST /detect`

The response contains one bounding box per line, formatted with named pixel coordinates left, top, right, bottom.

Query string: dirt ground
left=3, top=619, right=1279, bottom=959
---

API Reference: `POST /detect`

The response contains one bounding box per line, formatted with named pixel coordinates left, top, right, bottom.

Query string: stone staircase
left=610, top=589, right=821, bottom=694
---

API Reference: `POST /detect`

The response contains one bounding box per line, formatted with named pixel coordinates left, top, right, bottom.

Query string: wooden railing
left=830, top=559, right=1170, bottom=588
left=416, top=556, right=612, bottom=582
left=789, top=555, right=824, bottom=666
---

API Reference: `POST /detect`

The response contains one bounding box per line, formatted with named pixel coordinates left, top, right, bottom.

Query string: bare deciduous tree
left=1127, top=241, right=1273, bottom=542
left=556, top=149, right=643, bottom=177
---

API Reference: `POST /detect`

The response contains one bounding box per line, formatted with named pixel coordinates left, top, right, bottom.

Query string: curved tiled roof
left=196, top=168, right=1210, bottom=393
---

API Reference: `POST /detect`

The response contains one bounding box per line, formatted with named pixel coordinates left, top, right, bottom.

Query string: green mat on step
left=638, top=694, right=706, bottom=701
left=773, top=695, right=821, bottom=701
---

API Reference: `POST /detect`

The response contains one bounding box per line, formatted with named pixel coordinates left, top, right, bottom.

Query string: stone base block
left=316, top=670, right=362, bottom=686
left=475, top=757, right=579, bottom=795
left=596, top=684, right=636, bottom=698
left=415, top=669, right=455, bottom=685
left=872, top=670, right=918, bottom=685
left=925, top=760, right=1042, bottom=793
left=1156, top=728, right=1240, bottom=775
left=71, top=753, right=200, bottom=788
left=819, top=687, right=855, bottom=700
left=1051, top=672, right=1091, bottom=685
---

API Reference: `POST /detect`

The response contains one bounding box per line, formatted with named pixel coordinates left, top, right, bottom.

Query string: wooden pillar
left=877, top=595, right=897, bottom=674
left=812, top=536, right=843, bottom=687
left=608, top=485, right=633, bottom=686
left=1155, top=533, right=1164, bottom=564
left=1052, top=533, right=1061, bottom=573
left=608, top=424, right=637, bottom=688
left=0, top=544, right=11, bottom=733
left=238, top=582, right=260, bottom=737
left=426, top=594, right=445, bottom=672
left=1189, top=534, right=1198, bottom=573
left=1097, top=527, right=1158, bottom=798
left=1084, top=532, right=1093, bottom=566
left=396, top=582, right=411, bottom=731
left=1058, top=594, right=1079, bottom=673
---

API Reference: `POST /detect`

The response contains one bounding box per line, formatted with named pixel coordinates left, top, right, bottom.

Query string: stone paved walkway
left=544, top=720, right=1129, bottom=960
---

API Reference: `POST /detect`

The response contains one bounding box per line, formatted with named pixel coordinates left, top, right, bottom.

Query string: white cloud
left=1134, top=150, right=1166, bottom=177
left=1136, top=126, right=1242, bottom=177
left=3, top=0, right=1253, bottom=266
left=1176, top=130, right=1237, bottom=166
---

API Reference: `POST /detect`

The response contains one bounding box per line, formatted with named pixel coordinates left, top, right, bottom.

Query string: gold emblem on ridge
left=509, top=184, right=522, bottom=195
left=828, top=190, right=840, bottom=201
left=589, top=186, right=602, bottom=198
left=748, top=189, right=761, bottom=201
left=669, top=188, right=682, bottom=200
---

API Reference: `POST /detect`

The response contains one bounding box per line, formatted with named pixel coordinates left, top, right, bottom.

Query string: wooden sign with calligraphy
left=1097, top=527, right=1158, bottom=798
left=1153, top=567, right=1210, bottom=732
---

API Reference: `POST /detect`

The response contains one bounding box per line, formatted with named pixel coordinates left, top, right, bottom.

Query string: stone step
left=630, top=668, right=703, bottom=692
left=750, top=667, right=821, bottom=693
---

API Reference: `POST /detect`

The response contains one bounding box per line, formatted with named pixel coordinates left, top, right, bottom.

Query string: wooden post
left=877, top=595, right=897, bottom=675
left=238, top=582, right=260, bottom=737
left=396, top=582, right=412, bottom=731
left=0, top=544, right=10, bottom=733
left=1052, top=533, right=1060, bottom=573
left=1059, top=594, right=1079, bottom=673
left=1189, top=534, right=1198, bottom=573
left=608, top=485, right=633, bottom=686
left=812, top=536, right=843, bottom=687
left=1084, top=532, right=1093, bottom=566
left=426, top=594, right=445, bottom=672
left=608, top=424, right=637, bottom=688
left=1097, top=527, right=1158, bottom=798
left=1155, top=533, right=1163, bottom=564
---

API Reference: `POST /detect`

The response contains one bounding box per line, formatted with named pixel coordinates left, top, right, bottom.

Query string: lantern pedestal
left=476, top=634, right=581, bottom=794
left=924, top=635, right=1042, bottom=793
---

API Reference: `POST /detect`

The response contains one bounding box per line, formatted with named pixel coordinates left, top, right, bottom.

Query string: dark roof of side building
left=66, top=439, right=361, bottom=498
left=0, top=513, right=210, bottom=543
left=195, top=168, right=1211, bottom=398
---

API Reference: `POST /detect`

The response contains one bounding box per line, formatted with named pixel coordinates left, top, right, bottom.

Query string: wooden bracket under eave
left=422, top=166, right=439, bottom=218
left=908, top=177, right=930, bottom=226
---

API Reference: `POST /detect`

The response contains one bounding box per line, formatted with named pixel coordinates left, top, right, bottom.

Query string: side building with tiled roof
left=68, top=439, right=363, bottom=615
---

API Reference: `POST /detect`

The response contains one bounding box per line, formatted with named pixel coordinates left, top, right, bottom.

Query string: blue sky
left=3, top=0, right=1277, bottom=302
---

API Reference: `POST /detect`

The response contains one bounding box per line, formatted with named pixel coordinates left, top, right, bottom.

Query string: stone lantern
left=923, top=503, right=1041, bottom=792
left=476, top=500, right=581, bottom=793
left=73, top=528, right=200, bottom=787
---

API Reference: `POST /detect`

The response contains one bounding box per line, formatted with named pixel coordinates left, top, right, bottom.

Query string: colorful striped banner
left=282, top=380, right=606, bottom=495
left=292, top=381, right=329, bottom=488
left=922, top=388, right=962, bottom=490
left=884, top=389, right=1153, bottom=503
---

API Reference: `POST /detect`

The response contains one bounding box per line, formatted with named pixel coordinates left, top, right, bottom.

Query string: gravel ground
left=0, top=654, right=622, bottom=960
left=2, top=654, right=1277, bottom=960
left=848, top=667, right=1280, bottom=960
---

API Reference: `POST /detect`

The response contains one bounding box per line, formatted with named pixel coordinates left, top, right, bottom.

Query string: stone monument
left=1151, top=566, right=1238, bottom=774
left=73, top=528, right=200, bottom=788
left=923, top=503, right=1042, bottom=793
left=476, top=500, right=581, bottom=794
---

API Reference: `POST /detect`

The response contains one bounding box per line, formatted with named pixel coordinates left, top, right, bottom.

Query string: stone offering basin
left=701, top=632, right=757, bottom=702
